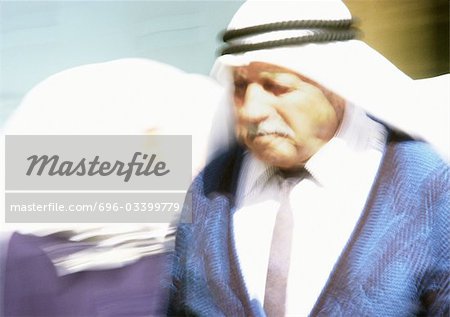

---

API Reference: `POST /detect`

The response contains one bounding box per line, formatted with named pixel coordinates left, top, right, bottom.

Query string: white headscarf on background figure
left=211, top=0, right=449, bottom=160
left=1, top=58, right=224, bottom=274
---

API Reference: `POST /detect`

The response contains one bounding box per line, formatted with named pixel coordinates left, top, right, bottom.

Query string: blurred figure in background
left=1, top=58, right=223, bottom=316
left=169, top=1, right=449, bottom=316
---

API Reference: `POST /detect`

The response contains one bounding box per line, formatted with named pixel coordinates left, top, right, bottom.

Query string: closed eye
left=234, top=79, right=248, bottom=98
left=262, top=79, right=292, bottom=96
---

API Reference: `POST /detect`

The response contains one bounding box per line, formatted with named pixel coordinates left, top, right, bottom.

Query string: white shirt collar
left=305, top=102, right=387, bottom=187
left=236, top=152, right=274, bottom=204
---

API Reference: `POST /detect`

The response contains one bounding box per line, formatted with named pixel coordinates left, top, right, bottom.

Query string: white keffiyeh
left=211, top=0, right=449, bottom=159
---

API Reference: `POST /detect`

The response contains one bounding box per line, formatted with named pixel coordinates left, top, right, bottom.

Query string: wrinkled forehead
left=233, top=61, right=299, bottom=78
left=231, top=61, right=326, bottom=91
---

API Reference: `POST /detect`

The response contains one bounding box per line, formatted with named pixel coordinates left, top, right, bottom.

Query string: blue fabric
left=4, top=233, right=172, bottom=317
left=169, top=132, right=450, bottom=316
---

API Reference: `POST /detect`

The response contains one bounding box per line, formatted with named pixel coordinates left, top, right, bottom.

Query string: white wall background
left=0, top=0, right=243, bottom=125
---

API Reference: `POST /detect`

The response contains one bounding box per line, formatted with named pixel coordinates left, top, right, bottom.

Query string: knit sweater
left=169, top=132, right=450, bottom=317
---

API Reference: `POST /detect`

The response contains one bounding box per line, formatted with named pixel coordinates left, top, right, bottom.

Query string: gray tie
left=263, top=175, right=299, bottom=317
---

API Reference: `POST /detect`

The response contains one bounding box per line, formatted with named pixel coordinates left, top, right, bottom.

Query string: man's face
left=232, top=62, right=344, bottom=170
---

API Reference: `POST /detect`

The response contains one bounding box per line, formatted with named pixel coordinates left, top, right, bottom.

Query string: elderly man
left=170, top=1, right=449, bottom=316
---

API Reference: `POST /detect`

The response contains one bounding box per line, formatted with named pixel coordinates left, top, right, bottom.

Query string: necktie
left=263, top=175, right=299, bottom=317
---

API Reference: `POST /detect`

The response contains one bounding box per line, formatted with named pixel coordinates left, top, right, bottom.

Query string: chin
left=255, top=146, right=300, bottom=169
left=243, top=135, right=305, bottom=166
left=268, top=157, right=300, bottom=170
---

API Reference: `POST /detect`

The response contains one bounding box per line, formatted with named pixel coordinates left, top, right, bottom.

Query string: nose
left=237, top=83, right=275, bottom=124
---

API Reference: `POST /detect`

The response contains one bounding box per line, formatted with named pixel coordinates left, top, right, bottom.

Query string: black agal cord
left=220, top=19, right=359, bottom=55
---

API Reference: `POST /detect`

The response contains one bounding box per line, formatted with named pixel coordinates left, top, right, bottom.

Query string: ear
left=324, top=89, right=346, bottom=122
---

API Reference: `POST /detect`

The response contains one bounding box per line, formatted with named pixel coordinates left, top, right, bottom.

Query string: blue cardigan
left=169, top=132, right=450, bottom=316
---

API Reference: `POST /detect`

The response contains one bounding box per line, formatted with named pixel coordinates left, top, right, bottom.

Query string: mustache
left=247, top=120, right=295, bottom=140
